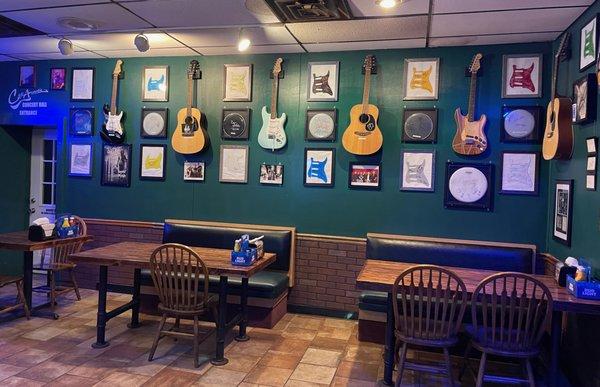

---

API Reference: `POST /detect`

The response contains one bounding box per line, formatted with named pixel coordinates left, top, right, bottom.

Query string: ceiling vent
left=0, top=15, right=43, bottom=38
left=264, top=0, right=353, bottom=22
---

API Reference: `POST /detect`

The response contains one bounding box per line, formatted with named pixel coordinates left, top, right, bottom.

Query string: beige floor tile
left=167, top=354, right=212, bottom=375
left=315, top=325, right=353, bottom=341
left=144, top=367, right=201, bottom=386
left=288, top=315, right=324, bottom=331
left=196, top=367, right=246, bottom=385
left=300, top=348, right=342, bottom=368
left=67, top=358, right=129, bottom=380
left=16, top=359, right=76, bottom=383
left=258, top=350, right=302, bottom=369
left=335, top=361, right=379, bottom=382
left=244, top=365, right=293, bottom=386
left=123, top=352, right=179, bottom=377
left=49, top=374, right=99, bottom=386
left=281, top=326, right=318, bottom=341
left=0, top=348, right=57, bottom=368
left=289, top=363, right=336, bottom=385
left=0, top=363, right=27, bottom=382
left=309, top=336, right=348, bottom=352
left=343, top=345, right=382, bottom=364
left=227, top=339, right=273, bottom=356
left=0, top=376, right=45, bottom=386
left=220, top=353, right=261, bottom=372
left=93, top=371, right=150, bottom=387
left=21, top=325, right=67, bottom=341
left=330, top=376, right=377, bottom=387
left=323, top=318, right=356, bottom=330
left=270, top=338, right=312, bottom=354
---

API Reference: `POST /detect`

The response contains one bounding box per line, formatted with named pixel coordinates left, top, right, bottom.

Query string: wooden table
left=69, top=241, right=276, bottom=366
left=0, top=231, right=92, bottom=315
left=356, top=259, right=600, bottom=386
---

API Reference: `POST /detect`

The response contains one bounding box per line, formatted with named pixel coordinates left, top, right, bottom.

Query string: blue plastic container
left=231, top=248, right=257, bottom=266
left=567, top=275, right=600, bottom=300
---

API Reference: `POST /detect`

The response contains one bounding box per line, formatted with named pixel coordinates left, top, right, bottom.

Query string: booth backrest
left=163, top=219, right=296, bottom=283
left=366, top=233, right=536, bottom=274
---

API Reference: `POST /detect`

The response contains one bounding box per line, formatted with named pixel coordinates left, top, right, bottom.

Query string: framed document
left=307, top=61, right=339, bottom=102
left=304, top=148, right=335, bottom=187
left=500, top=151, right=539, bottom=195
left=101, top=144, right=131, bottom=187
left=553, top=180, right=573, bottom=245
left=139, top=144, right=166, bottom=181
left=219, top=145, right=249, bottom=183
left=68, top=143, right=93, bottom=177
left=400, top=150, right=435, bottom=192
left=142, top=66, right=169, bottom=102
left=403, top=58, right=440, bottom=100
left=71, top=67, right=95, bottom=101
left=223, top=64, right=252, bottom=102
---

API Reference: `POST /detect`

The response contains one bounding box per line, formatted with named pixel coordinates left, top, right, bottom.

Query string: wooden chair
left=392, top=265, right=468, bottom=387
left=32, top=216, right=87, bottom=319
left=148, top=243, right=218, bottom=368
left=0, top=276, right=30, bottom=320
left=462, top=272, right=553, bottom=386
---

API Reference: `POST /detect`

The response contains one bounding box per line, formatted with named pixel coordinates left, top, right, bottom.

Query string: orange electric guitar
left=452, top=53, right=487, bottom=156
left=342, top=55, right=383, bottom=155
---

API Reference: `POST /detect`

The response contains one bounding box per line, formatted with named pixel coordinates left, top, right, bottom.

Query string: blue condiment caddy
left=567, top=275, right=600, bottom=300
left=231, top=234, right=264, bottom=266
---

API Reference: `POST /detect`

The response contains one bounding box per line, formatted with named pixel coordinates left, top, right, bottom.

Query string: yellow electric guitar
left=342, top=55, right=383, bottom=155
left=172, top=60, right=208, bottom=154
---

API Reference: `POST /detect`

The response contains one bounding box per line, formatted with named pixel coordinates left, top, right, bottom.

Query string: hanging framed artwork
left=184, top=161, right=204, bottom=182
left=500, top=151, right=539, bottom=195
left=403, top=58, right=439, bottom=100
left=305, top=109, right=337, bottom=141
left=71, top=67, right=95, bottom=101
left=307, top=61, right=339, bottom=102
left=304, top=148, right=335, bottom=187
left=19, top=65, right=36, bottom=88
left=501, top=54, right=542, bottom=98
left=500, top=106, right=542, bottom=143
left=223, top=64, right=252, bottom=102
left=221, top=108, right=251, bottom=140
left=219, top=145, right=249, bottom=183
left=142, top=66, right=169, bottom=102
left=68, top=143, right=93, bottom=177
left=399, top=150, right=435, bottom=192
left=580, top=15, right=598, bottom=71
left=402, top=108, right=438, bottom=143
left=553, top=180, right=573, bottom=246
left=139, top=144, right=166, bottom=181
left=444, top=162, right=493, bottom=211
left=69, top=107, right=94, bottom=136
left=260, top=164, right=284, bottom=185
left=141, top=108, right=168, bottom=138
left=50, top=68, right=66, bottom=91
left=587, top=136, right=598, bottom=155
left=348, top=163, right=381, bottom=190
left=572, top=73, right=597, bottom=124
left=101, top=144, right=131, bottom=187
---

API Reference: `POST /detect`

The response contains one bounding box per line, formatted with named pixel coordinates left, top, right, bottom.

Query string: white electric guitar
left=258, top=58, right=287, bottom=150
left=101, top=59, right=125, bottom=144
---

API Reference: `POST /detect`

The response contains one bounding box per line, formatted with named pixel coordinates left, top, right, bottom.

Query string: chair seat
left=33, top=262, right=76, bottom=271
left=464, top=324, right=540, bottom=358
left=158, top=294, right=218, bottom=316
left=0, top=276, right=22, bottom=287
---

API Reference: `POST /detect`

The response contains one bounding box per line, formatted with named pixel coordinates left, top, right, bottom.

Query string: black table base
left=21, top=251, right=54, bottom=318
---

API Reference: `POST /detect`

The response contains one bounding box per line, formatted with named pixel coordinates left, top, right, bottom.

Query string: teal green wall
left=0, top=43, right=551, bottom=246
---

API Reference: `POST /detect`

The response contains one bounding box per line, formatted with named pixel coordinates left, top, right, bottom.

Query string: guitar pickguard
left=509, top=63, right=535, bottom=92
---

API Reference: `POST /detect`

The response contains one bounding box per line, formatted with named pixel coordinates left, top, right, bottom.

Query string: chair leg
left=525, top=358, right=535, bottom=387
left=193, top=316, right=200, bottom=368
left=16, top=280, right=30, bottom=320
left=458, top=341, right=472, bottom=381
left=148, top=314, right=167, bottom=361
left=395, top=342, right=408, bottom=387
left=69, top=269, right=81, bottom=301
left=476, top=352, right=487, bottom=387
left=175, top=317, right=181, bottom=330
left=443, top=347, right=455, bottom=387
left=49, top=271, right=57, bottom=319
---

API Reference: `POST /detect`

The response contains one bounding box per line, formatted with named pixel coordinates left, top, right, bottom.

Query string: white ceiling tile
left=96, top=47, right=197, bottom=58
left=433, top=0, right=592, bottom=14
left=0, top=54, right=18, bottom=61
left=66, top=32, right=183, bottom=51
left=287, top=16, right=427, bottom=44
left=0, top=1, right=110, bottom=12
left=430, top=8, right=583, bottom=37
left=169, top=26, right=296, bottom=47
left=348, top=0, right=429, bottom=17
left=119, top=0, right=278, bottom=28
left=1, top=3, right=152, bottom=34
left=0, top=35, right=83, bottom=54
left=14, top=51, right=104, bottom=60
left=429, top=32, right=560, bottom=47
left=304, top=39, right=426, bottom=52
left=198, top=44, right=303, bottom=56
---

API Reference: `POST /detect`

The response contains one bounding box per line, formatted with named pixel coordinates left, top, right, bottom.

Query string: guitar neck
left=467, top=72, right=477, bottom=121
left=551, top=55, right=559, bottom=99
left=361, top=68, right=371, bottom=113
left=270, top=74, right=279, bottom=119
left=110, top=75, right=118, bottom=115
left=186, top=76, right=193, bottom=117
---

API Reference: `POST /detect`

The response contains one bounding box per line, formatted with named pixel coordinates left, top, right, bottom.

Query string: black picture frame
left=500, top=105, right=543, bottom=143
left=259, top=164, right=284, bottom=185
left=223, top=63, right=253, bottom=102
left=572, top=73, right=597, bottom=124
left=71, top=67, right=95, bottom=102
left=399, top=150, right=436, bottom=192
left=499, top=151, right=540, bottom=196
left=221, top=108, right=251, bottom=140
left=305, top=109, right=337, bottom=141
left=579, top=15, right=598, bottom=71
left=69, top=107, right=95, bottom=136
left=586, top=136, right=598, bottom=155
left=402, top=108, right=438, bottom=143
left=101, top=144, right=131, bottom=187
left=68, top=143, right=93, bottom=177
left=19, top=65, right=36, bottom=88
left=50, top=67, right=66, bottom=91
left=141, top=108, right=168, bottom=138
left=348, top=162, right=381, bottom=190
left=142, top=65, right=169, bottom=102
left=139, top=144, right=166, bottom=181
left=444, top=162, right=493, bottom=211
left=303, top=147, right=335, bottom=187
left=553, top=179, right=573, bottom=246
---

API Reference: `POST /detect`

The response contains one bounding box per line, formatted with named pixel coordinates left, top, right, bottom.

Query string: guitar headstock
left=188, top=60, right=200, bottom=79
left=272, top=58, right=283, bottom=77
left=113, top=59, right=123, bottom=78
left=556, top=32, right=571, bottom=62
left=362, top=55, right=377, bottom=74
left=469, top=53, right=483, bottom=74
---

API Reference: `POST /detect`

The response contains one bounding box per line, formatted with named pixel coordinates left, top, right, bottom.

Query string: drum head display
left=308, top=113, right=335, bottom=139
left=143, top=112, right=165, bottom=136
left=404, top=112, right=434, bottom=140
left=448, top=167, right=488, bottom=203
left=504, top=109, right=535, bottom=138
left=222, top=112, right=247, bottom=138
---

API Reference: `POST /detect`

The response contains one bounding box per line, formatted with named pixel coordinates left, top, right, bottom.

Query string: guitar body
left=342, top=104, right=383, bottom=155
left=258, top=106, right=287, bottom=150
left=101, top=107, right=125, bottom=144
left=452, top=108, right=487, bottom=156
left=542, top=97, right=573, bottom=160
left=172, top=107, right=207, bottom=154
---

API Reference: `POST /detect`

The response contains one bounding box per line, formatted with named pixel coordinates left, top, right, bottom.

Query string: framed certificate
left=71, top=67, right=95, bottom=101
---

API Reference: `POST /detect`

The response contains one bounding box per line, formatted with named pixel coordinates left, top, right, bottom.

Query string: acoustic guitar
left=542, top=33, right=573, bottom=161
left=342, top=55, right=383, bottom=155
left=172, top=60, right=208, bottom=154
left=258, top=58, right=287, bottom=151
left=101, top=60, right=125, bottom=144
left=452, top=53, right=487, bottom=156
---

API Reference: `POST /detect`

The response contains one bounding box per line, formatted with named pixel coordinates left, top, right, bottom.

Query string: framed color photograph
left=403, top=58, right=439, bottom=100
left=101, top=144, right=131, bottom=187
left=50, top=68, right=66, bottom=90
left=501, top=54, right=542, bottom=98
left=141, top=108, right=168, bottom=138
left=69, top=108, right=94, bottom=136
left=305, top=109, right=337, bottom=141
left=587, top=155, right=597, bottom=173
left=500, top=151, right=539, bottom=195
left=304, top=148, right=335, bottom=187
left=19, top=65, right=35, bottom=88
left=349, top=163, right=381, bottom=190
left=219, top=145, right=249, bottom=183
left=221, top=108, right=251, bottom=140
left=260, top=164, right=284, bottom=185
left=307, top=61, right=339, bottom=102
left=184, top=161, right=205, bottom=181
left=586, top=136, right=598, bottom=155
left=68, top=143, right=93, bottom=177
left=71, top=67, right=95, bottom=101
left=501, top=106, right=543, bottom=143
left=586, top=174, right=596, bottom=190
left=399, top=150, right=435, bottom=192
left=444, top=162, right=493, bottom=211
left=572, top=73, right=597, bottom=124
left=142, top=66, right=169, bottom=102
left=223, top=64, right=252, bottom=102
left=553, top=180, right=573, bottom=246
left=402, top=108, right=437, bottom=143
left=580, top=16, right=597, bottom=71
left=139, top=144, right=166, bottom=180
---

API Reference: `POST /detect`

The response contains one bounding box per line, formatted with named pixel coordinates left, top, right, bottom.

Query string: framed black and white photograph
left=50, top=68, right=66, bottom=91
left=399, top=150, right=435, bottom=192
left=101, top=144, right=131, bottom=187
left=501, top=54, right=542, bottom=98
left=307, top=61, right=339, bottom=102
left=69, top=108, right=94, bottom=136
left=587, top=155, right=597, bottom=173
left=305, top=109, right=337, bottom=141
left=501, top=106, right=543, bottom=143
left=348, top=163, right=381, bottom=190
left=402, top=108, right=437, bottom=143
left=304, top=148, right=335, bottom=187
left=142, top=66, right=169, bottom=102
left=139, top=144, right=166, bottom=180
left=184, top=161, right=204, bottom=181
left=223, top=64, right=252, bottom=102
left=68, top=143, right=93, bottom=177
left=586, top=174, right=596, bottom=190
left=19, top=65, right=35, bottom=88
left=580, top=16, right=597, bottom=71
left=553, top=180, right=573, bottom=246
left=500, top=151, right=539, bottom=195
left=219, top=145, right=249, bottom=183
left=572, top=73, right=597, bottom=124
left=141, top=108, right=168, bottom=138
left=71, top=67, right=95, bottom=101
left=403, top=58, right=439, bottom=100
left=444, top=162, right=493, bottom=211
left=260, top=164, right=284, bottom=185
left=586, top=136, right=598, bottom=155
left=221, top=108, right=250, bottom=140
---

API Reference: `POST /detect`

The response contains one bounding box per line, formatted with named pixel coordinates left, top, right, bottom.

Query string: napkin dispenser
left=28, top=217, right=55, bottom=241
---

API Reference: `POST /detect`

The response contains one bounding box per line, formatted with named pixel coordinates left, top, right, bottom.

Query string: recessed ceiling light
left=377, top=0, right=398, bottom=9
left=237, top=28, right=251, bottom=52
left=57, top=17, right=101, bottom=31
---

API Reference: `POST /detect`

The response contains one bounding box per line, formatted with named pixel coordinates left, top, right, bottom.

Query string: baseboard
left=288, top=304, right=357, bottom=320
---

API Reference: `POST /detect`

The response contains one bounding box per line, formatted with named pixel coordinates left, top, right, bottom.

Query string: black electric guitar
left=101, top=60, right=125, bottom=143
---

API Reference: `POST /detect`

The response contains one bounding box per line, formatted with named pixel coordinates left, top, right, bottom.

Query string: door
left=29, top=128, right=57, bottom=226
